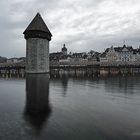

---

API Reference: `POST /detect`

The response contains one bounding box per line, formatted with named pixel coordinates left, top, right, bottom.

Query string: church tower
left=61, top=44, right=67, bottom=55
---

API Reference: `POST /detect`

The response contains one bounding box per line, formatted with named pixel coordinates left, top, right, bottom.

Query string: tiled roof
left=100, top=52, right=106, bottom=57
left=23, top=13, right=52, bottom=35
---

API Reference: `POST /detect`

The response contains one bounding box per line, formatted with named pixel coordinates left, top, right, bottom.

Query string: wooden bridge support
left=0, top=67, right=25, bottom=78
left=0, top=65, right=140, bottom=78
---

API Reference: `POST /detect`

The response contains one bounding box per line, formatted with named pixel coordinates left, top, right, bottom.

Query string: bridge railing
left=0, top=61, right=140, bottom=68
left=50, top=61, right=100, bottom=67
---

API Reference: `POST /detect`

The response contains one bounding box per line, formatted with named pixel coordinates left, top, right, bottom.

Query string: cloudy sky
left=1, top=0, right=140, bottom=57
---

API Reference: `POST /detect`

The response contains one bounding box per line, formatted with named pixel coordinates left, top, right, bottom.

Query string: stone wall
left=26, top=38, right=49, bottom=73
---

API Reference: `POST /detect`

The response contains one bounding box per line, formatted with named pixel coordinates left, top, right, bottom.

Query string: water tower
left=23, top=13, right=52, bottom=73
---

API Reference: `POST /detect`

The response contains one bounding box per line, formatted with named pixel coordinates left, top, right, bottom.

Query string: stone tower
left=23, top=13, right=52, bottom=73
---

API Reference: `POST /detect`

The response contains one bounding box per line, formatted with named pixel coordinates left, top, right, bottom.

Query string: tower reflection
left=24, top=74, right=51, bottom=135
left=61, top=75, right=68, bottom=96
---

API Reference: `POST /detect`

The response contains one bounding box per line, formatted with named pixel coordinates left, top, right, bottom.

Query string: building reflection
left=61, top=75, right=68, bottom=96
left=50, top=74, right=69, bottom=96
left=24, top=74, right=51, bottom=135
left=103, top=76, right=138, bottom=95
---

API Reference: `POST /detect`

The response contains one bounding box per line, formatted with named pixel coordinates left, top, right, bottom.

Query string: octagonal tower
left=23, top=13, right=52, bottom=73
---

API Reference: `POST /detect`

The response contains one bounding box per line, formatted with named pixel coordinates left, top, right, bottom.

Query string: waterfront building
left=50, top=52, right=63, bottom=62
left=116, top=45, right=134, bottom=64
left=71, top=52, right=85, bottom=60
left=17, top=57, right=26, bottom=63
left=100, top=52, right=108, bottom=66
left=87, top=51, right=100, bottom=65
left=7, top=57, right=18, bottom=63
left=0, top=56, right=7, bottom=63
left=100, top=44, right=140, bottom=66
left=106, top=46, right=118, bottom=65
left=50, top=44, right=68, bottom=61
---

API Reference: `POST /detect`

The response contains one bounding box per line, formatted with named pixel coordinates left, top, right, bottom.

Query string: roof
left=114, top=47, right=122, bottom=52
left=110, top=46, right=133, bottom=52
left=23, top=13, right=52, bottom=40
left=105, top=48, right=109, bottom=53
left=100, top=52, right=106, bottom=57
left=133, top=49, right=140, bottom=54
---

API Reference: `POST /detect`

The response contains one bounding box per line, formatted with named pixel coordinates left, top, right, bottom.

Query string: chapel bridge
left=0, top=62, right=140, bottom=78
left=1, top=61, right=140, bottom=69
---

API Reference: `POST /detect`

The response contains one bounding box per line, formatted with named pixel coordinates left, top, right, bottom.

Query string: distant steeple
left=61, top=44, right=67, bottom=55
left=123, top=44, right=126, bottom=48
left=23, top=13, right=52, bottom=41
left=123, top=40, right=126, bottom=48
left=62, top=44, right=67, bottom=51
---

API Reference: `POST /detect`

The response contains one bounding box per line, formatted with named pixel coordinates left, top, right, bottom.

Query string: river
left=0, top=75, right=140, bottom=140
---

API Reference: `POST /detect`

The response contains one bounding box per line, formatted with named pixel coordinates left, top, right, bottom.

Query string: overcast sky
left=1, top=0, right=140, bottom=57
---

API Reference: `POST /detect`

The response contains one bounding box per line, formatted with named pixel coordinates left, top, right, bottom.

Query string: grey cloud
left=0, top=0, right=140, bottom=57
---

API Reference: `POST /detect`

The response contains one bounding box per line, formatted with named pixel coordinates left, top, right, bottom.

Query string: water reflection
left=24, top=74, right=51, bottom=135
left=61, top=75, right=68, bottom=96
left=51, top=75, right=69, bottom=96
left=1, top=76, right=140, bottom=139
left=103, top=76, right=140, bottom=94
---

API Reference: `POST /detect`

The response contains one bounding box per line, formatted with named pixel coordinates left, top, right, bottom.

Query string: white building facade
left=100, top=45, right=140, bottom=66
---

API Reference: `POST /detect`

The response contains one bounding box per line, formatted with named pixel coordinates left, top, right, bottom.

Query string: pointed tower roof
left=62, top=44, right=67, bottom=51
left=23, top=13, right=52, bottom=41
left=123, top=44, right=126, bottom=48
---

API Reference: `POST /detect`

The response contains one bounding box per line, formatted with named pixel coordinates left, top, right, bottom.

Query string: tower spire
left=23, top=13, right=52, bottom=41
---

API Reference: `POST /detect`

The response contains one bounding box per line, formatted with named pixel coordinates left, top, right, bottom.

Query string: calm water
left=0, top=75, right=140, bottom=140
